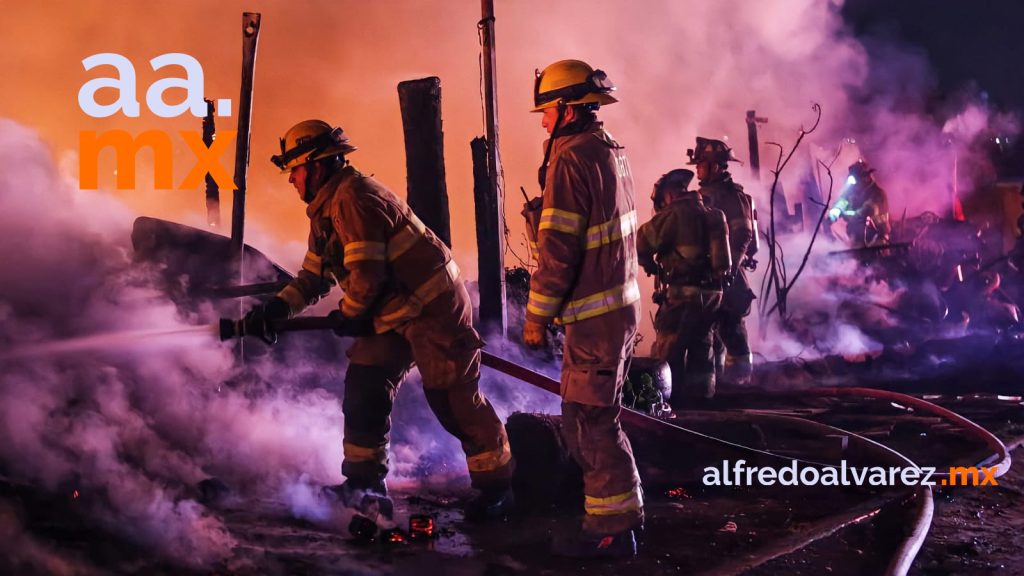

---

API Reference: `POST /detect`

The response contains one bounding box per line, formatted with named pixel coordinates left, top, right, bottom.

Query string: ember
left=409, top=514, right=435, bottom=540
left=382, top=529, right=407, bottom=545
left=666, top=487, right=691, bottom=500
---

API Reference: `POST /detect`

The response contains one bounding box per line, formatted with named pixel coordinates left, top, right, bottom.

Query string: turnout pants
left=341, top=281, right=513, bottom=489
left=715, top=271, right=753, bottom=385
left=651, top=286, right=722, bottom=401
left=560, top=305, right=644, bottom=535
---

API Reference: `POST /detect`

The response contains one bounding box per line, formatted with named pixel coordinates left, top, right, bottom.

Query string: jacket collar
left=306, top=165, right=356, bottom=218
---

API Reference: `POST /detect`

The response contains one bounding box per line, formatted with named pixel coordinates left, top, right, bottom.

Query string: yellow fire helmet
left=271, top=120, right=357, bottom=173
left=531, top=59, right=618, bottom=112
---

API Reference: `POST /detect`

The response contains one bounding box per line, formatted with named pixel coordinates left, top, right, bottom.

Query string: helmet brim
left=530, top=92, right=618, bottom=113
left=277, top=144, right=357, bottom=174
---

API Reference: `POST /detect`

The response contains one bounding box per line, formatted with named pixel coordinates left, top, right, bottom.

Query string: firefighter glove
left=523, top=319, right=548, bottom=349
left=244, top=297, right=289, bottom=345
left=327, top=310, right=374, bottom=338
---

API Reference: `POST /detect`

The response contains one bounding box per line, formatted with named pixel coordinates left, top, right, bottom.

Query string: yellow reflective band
left=277, top=284, right=305, bottom=315
left=538, top=208, right=585, bottom=235
left=560, top=278, right=641, bottom=324
left=528, top=240, right=539, bottom=261
left=341, top=294, right=369, bottom=317
left=387, top=213, right=429, bottom=262
left=584, top=488, right=643, bottom=516
left=466, top=442, right=513, bottom=473
left=343, top=241, right=387, bottom=265
left=526, top=289, right=563, bottom=318
left=343, top=441, right=386, bottom=463
left=378, top=259, right=460, bottom=324
left=584, top=210, right=637, bottom=250
left=301, top=250, right=322, bottom=275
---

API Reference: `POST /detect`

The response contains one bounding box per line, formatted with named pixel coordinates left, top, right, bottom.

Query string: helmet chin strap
left=537, top=102, right=567, bottom=189
left=303, top=162, right=320, bottom=203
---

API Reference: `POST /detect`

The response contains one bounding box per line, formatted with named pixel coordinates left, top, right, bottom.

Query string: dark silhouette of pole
left=475, top=0, right=507, bottom=337
left=398, top=77, right=452, bottom=247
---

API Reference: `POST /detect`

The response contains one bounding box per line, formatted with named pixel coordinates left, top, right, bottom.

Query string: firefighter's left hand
left=327, top=310, right=374, bottom=338
left=523, top=320, right=548, bottom=349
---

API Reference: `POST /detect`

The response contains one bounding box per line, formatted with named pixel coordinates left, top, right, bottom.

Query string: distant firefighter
left=828, top=159, right=891, bottom=247
left=689, top=137, right=758, bottom=386
left=638, top=168, right=731, bottom=402
left=522, top=59, right=642, bottom=558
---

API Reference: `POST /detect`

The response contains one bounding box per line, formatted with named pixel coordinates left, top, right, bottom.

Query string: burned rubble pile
left=759, top=208, right=1024, bottom=393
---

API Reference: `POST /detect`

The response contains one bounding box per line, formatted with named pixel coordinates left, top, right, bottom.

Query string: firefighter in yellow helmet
left=522, top=60, right=643, bottom=558
left=246, top=119, right=514, bottom=520
left=688, top=137, right=758, bottom=387
left=638, top=169, right=731, bottom=402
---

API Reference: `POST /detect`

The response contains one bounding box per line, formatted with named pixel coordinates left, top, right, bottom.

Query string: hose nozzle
left=219, top=318, right=245, bottom=341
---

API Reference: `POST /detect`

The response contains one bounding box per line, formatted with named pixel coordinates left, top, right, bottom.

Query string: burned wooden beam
left=202, top=99, right=220, bottom=228
left=230, top=12, right=261, bottom=268
left=397, top=77, right=452, bottom=247
left=746, top=110, right=767, bottom=182
left=475, top=0, right=507, bottom=337
left=473, top=137, right=506, bottom=334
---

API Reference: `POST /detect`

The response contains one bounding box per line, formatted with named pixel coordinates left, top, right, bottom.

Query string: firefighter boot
left=321, top=479, right=394, bottom=520
left=552, top=528, right=638, bottom=559
left=464, top=484, right=514, bottom=522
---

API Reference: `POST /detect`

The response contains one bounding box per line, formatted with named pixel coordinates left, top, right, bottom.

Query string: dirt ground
left=3, top=393, right=1024, bottom=575
left=911, top=444, right=1024, bottom=575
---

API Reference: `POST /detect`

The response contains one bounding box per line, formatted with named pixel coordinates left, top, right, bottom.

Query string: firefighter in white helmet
left=523, top=60, right=643, bottom=558
left=246, top=119, right=514, bottom=520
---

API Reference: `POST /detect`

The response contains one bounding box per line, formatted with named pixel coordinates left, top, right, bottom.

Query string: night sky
left=844, top=0, right=1024, bottom=110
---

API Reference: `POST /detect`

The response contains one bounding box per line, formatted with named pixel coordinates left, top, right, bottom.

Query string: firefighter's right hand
left=244, top=297, right=289, bottom=345
left=828, top=207, right=841, bottom=223
left=523, top=319, right=548, bottom=349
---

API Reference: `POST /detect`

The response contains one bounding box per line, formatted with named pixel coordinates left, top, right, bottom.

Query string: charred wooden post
left=202, top=99, right=220, bottom=228
left=746, top=110, right=767, bottom=182
left=230, top=12, right=261, bottom=273
left=398, top=77, right=452, bottom=247
left=476, top=0, right=507, bottom=337
left=472, top=137, right=505, bottom=333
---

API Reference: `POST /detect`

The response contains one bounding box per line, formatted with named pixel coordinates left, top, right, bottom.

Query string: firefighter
left=828, top=159, right=891, bottom=247
left=522, top=59, right=643, bottom=558
left=689, top=137, right=758, bottom=386
left=638, top=169, right=731, bottom=402
left=245, top=120, right=514, bottom=520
